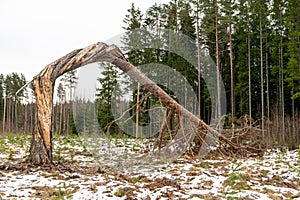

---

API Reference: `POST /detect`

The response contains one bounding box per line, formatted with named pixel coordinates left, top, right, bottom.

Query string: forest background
left=0, top=0, right=299, bottom=149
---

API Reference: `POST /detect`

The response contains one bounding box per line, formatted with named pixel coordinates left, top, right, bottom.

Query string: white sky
left=0, top=0, right=169, bottom=81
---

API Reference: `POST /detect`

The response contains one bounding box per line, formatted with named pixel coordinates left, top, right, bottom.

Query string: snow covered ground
left=0, top=133, right=299, bottom=199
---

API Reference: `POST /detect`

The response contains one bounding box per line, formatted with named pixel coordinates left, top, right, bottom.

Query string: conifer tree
left=56, top=82, right=65, bottom=134
left=96, top=63, right=122, bottom=134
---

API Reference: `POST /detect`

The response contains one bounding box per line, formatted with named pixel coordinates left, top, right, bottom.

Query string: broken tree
left=29, top=42, right=220, bottom=165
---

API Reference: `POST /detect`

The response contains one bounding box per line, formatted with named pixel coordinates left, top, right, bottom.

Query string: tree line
left=121, top=0, right=299, bottom=147
left=1, top=0, right=299, bottom=148
left=0, top=71, right=78, bottom=136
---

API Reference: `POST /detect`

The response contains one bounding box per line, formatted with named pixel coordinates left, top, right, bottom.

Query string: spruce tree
left=96, top=63, right=122, bottom=134
left=56, top=82, right=66, bottom=134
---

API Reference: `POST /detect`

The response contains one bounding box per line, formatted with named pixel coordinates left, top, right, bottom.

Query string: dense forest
left=0, top=0, right=299, bottom=148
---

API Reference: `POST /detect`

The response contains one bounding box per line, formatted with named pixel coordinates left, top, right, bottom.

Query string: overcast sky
left=0, top=0, right=169, bottom=81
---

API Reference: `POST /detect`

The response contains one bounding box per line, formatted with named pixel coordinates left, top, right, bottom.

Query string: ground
left=0, top=133, right=299, bottom=200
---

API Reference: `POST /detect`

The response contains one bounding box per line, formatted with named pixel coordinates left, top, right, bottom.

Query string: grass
left=224, top=161, right=252, bottom=199
left=277, top=148, right=300, bottom=176
left=0, top=133, right=31, bottom=160
left=31, top=183, right=77, bottom=200
left=114, top=187, right=135, bottom=198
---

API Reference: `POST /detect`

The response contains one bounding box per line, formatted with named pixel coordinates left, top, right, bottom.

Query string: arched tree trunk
left=29, top=42, right=214, bottom=165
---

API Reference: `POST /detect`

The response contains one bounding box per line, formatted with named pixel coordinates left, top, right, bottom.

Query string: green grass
left=0, top=133, right=31, bottom=158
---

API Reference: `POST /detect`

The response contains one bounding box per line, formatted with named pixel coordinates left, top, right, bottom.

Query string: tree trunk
left=30, top=77, right=54, bottom=164
left=196, top=1, right=201, bottom=119
left=215, top=3, right=221, bottom=119
left=280, top=36, right=285, bottom=142
left=266, top=45, right=270, bottom=142
left=59, top=102, right=63, bottom=134
left=25, top=103, right=28, bottom=134
left=8, top=99, right=11, bottom=133
left=15, top=100, right=18, bottom=133
left=247, top=1, right=252, bottom=126
left=29, top=42, right=216, bottom=165
left=229, top=22, right=234, bottom=118
left=2, top=97, right=6, bottom=133
left=260, top=15, right=264, bottom=138
left=136, top=82, right=140, bottom=139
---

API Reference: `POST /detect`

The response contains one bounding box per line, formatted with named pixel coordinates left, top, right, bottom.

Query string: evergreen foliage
left=96, top=63, right=122, bottom=134
left=1, top=0, right=299, bottom=147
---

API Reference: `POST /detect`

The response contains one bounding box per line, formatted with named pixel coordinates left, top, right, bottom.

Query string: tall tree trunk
left=229, top=22, right=234, bottom=118
left=25, top=103, right=28, bottom=134
left=280, top=36, right=285, bottom=142
left=196, top=1, right=201, bottom=119
left=15, top=100, right=18, bottom=133
left=266, top=45, right=270, bottom=142
left=63, top=100, right=66, bottom=134
left=29, top=42, right=216, bottom=165
left=260, top=15, right=264, bottom=137
left=59, top=102, right=63, bottom=134
left=136, top=82, right=140, bottom=139
left=215, top=9, right=221, bottom=118
left=30, top=103, right=34, bottom=134
left=247, top=1, right=252, bottom=126
left=2, top=97, right=6, bottom=133
left=8, top=99, right=11, bottom=133
left=292, top=86, right=295, bottom=139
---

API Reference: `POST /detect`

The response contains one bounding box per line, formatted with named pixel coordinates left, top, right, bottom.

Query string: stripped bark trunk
left=30, top=77, right=54, bottom=164
left=30, top=42, right=215, bottom=165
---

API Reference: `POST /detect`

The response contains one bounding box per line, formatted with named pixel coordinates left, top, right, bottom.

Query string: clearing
left=0, top=133, right=299, bottom=199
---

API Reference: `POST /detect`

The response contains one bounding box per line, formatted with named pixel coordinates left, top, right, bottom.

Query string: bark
left=2, top=97, right=6, bottom=133
left=30, top=42, right=216, bottom=165
left=136, top=82, right=140, bottom=139
left=248, top=32, right=252, bottom=126
left=260, top=15, right=264, bottom=137
left=196, top=1, right=201, bottom=119
left=229, top=22, right=234, bottom=118
left=215, top=7, right=221, bottom=118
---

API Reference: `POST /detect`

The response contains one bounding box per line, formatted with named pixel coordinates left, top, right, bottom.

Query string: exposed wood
left=30, top=77, right=54, bottom=164
left=30, top=42, right=217, bottom=165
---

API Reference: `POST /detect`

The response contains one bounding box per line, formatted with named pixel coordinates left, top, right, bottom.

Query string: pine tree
left=96, top=63, right=122, bottom=134
left=3, top=73, right=26, bottom=133
left=285, top=0, right=300, bottom=101
left=122, top=3, right=149, bottom=137
left=57, top=82, right=65, bottom=134
left=285, top=0, right=300, bottom=141
left=221, top=0, right=237, bottom=118
left=190, top=0, right=203, bottom=118
left=233, top=0, right=251, bottom=117
left=122, top=3, right=144, bottom=66
left=62, top=70, right=78, bottom=102
left=201, top=0, right=224, bottom=119
left=61, top=70, right=78, bottom=134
